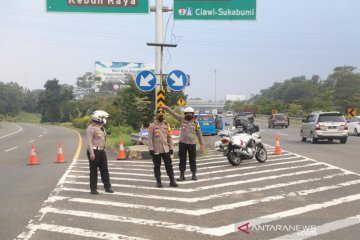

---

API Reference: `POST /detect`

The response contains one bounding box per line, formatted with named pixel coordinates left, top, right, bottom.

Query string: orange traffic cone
left=55, top=144, right=66, bottom=163
left=117, top=139, right=126, bottom=160
left=274, top=136, right=282, bottom=155
left=28, top=144, right=39, bottom=165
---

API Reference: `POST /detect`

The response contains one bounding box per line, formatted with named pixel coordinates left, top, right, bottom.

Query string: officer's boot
left=156, top=177, right=163, bottom=188
left=191, top=172, right=198, bottom=181
left=169, top=177, right=178, bottom=187
left=177, top=171, right=186, bottom=181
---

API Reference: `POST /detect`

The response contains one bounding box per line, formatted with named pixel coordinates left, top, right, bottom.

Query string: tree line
left=226, top=66, right=360, bottom=117
left=0, top=73, right=186, bottom=130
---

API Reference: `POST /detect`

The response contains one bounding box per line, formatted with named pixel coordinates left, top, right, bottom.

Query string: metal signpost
left=174, top=0, right=256, bottom=20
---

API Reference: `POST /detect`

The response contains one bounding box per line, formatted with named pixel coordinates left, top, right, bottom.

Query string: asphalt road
left=11, top=117, right=360, bottom=240
left=0, top=122, right=81, bottom=240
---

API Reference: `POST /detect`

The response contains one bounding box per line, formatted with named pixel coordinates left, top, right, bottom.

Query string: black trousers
left=178, top=142, right=197, bottom=173
left=152, top=152, right=175, bottom=180
left=87, top=149, right=111, bottom=191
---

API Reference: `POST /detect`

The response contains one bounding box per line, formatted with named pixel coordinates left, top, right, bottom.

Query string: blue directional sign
left=135, top=70, right=156, bottom=91
left=166, top=70, right=188, bottom=91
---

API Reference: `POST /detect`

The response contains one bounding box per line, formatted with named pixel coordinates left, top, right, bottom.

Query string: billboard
left=94, top=61, right=154, bottom=93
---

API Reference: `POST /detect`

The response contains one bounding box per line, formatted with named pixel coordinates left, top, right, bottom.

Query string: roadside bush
left=72, top=116, right=91, bottom=129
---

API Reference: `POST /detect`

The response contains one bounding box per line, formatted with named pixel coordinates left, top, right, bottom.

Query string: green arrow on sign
left=47, top=0, right=149, bottom=13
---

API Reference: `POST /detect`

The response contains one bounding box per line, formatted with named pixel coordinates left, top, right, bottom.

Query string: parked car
left=233, top=112, right=255, bottom=127
left=198, top=113, right=217, bottom=135
left=300, top=111, right=348, bottom=144
left=347, top=115, right=360, bottom=136
left=225, top=111, right=234, bottom=117
left=268, top=113, right=289, bottom=128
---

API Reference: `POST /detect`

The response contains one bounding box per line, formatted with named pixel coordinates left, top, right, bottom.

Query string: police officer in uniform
left=86, top=110, right=114, bottom=195
left=163, top=105, right=205, bottom=181
left=148, top=108, right=178, bottom=188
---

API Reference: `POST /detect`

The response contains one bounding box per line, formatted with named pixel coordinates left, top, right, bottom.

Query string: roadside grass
left=1, top=111, right=41, bottom=123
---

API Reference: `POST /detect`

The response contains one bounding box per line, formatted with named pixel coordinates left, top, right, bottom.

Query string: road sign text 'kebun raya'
left=68, top=0, right=138, bottom=7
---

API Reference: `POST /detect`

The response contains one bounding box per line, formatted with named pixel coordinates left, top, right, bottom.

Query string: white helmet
left=184, top=107, right=195, bottom=114
left=92, top=110, right=109, bottom=124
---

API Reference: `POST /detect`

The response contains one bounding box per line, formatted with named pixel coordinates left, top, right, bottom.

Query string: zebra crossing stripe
left=71, top=161, right=323, bottom=181
left=40, top=207, right=206, bottom=233
left=59, top=178, right=360, bottom=216
left=63, top=172, right=352, bottom=202
left=69, top=158, right=313, bottom=186
left=37, top=192, right=360, bottom=237
left=65, top=163, right=330, bottom=193
left=27, top=223, right=149, bottom=240
left=200, top=193, right=360, bottom=236
left=72, top=157, right=308, bottom=173
left=271, top=214, right=360, bottom=240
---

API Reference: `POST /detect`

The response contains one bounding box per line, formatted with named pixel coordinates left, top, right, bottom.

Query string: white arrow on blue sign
left=135, top=70, right=156, bottom=91
left=166, top=70, right=188, bottom=91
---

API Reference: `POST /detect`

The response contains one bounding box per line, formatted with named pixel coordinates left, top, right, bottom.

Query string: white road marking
left=200, top=193, right=360, bottom=236
left=72, top=157, right=307, bottom=173
left=38, top=134, right=42, bottom=138
left=34, top=192, right=360, bottom=238
left=16, top=160, right=78, bottom=240
left=271, top=214, right=360, bottom=240
left=65, top=163, right=330, bottom=193
left=0, top=123, right=22, bottom=139
left=40, top=207, right=205, bottom=233
left=28, top=223, right=149, bottom=240
left=62, top=172, right=352, bottom=203
left=28, top=139, right=34, bottom=143
left=4, top=146, right=18, bottom=152
left=71, top=158, right=312, bottom=186
left=58, top=178, right=360, bottom=216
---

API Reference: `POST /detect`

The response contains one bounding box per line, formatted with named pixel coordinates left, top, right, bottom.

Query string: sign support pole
left=155, top=0, right=163, bottom=114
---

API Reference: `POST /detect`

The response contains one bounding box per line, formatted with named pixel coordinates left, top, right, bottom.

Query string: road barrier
left=28, top=144, right=40, bottom=165
left=55, top=143, right=66, bottom=163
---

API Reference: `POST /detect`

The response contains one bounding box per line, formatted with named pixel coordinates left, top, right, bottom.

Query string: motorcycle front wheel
left=255, top=146, right=267, bottom=163
left=227, top=148, right=244, bottom=166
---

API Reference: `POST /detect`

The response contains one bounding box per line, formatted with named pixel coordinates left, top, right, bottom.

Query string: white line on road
left=271, top=214, right=360, bottom=240
left=28, top=223, right=149, bottom=240
left=15, top=160, right=78, bottom=240
left=62, top=178, right=360, bottom=216
left=39, top=134, right=42, bottom=138
left=4, top=146, right=18, bottom=152
left=71, top=157, right=311, bottom=185
left=28, top=139, right=34, bottom=143
left=0, top=123, right=22, bottom=139
left=65, top=163, right=329, bottom=193
left=36, top=192, right=360, bottom=237
left=63, top=172, right=352, bottom=203
left=200, top=193, right=360, bottom=236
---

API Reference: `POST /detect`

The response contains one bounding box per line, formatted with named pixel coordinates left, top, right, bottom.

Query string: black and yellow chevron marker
left=157, top=89, right=165, bottom=107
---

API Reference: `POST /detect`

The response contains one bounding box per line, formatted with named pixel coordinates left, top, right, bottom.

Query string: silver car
left=300, top=111, right=348, bottom=144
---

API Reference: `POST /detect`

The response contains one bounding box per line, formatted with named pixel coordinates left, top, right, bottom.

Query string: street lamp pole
left=214, top=69, right=217, bottom=112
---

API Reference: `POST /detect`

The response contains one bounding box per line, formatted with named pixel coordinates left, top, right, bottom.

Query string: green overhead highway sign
left=174, top=0, right=256, bottom=20
left=47, top=0, right=149, bottom=14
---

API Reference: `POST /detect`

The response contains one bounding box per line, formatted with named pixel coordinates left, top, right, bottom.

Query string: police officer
left=163, top=105, right=205, bottom=181
left=148, top=108, right=178, bottom=188
left=86, top=110, right=114, bottom=195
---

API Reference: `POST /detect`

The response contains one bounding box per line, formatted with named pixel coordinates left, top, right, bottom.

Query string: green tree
left=38, top=79, right=75, bottom=122
left=0, top=82, right=25, bottom=116
left=75, top=72, right=102, bottom=97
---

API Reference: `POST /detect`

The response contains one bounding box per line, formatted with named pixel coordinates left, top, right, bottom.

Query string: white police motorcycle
left=215, top=120, right=267, bottom=166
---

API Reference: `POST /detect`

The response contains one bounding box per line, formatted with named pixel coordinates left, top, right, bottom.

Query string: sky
left=1, top=0, right=360, bottom=101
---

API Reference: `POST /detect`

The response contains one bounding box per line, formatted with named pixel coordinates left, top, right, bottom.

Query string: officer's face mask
left=157, top=115, right=164, bottom=122
left=184, top=114, right=193, bottom=121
